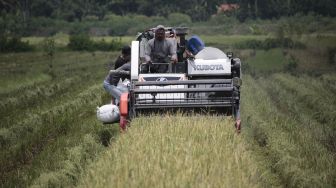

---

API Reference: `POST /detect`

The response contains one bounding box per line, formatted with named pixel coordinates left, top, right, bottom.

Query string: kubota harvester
left=116, top=27, right=242, bottom=131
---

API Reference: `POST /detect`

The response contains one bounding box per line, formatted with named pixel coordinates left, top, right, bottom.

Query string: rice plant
left=79, top=114, right=265, bottom=188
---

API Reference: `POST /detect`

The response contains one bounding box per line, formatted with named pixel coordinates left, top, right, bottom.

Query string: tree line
left=238, top=0, right=336, bottom=20
left=1, top=0, right=335, bottom=38
left=1, top=0, right=335, bottom=22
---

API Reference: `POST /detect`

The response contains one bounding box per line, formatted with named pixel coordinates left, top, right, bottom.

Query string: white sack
left=96, top=104, right=120, bottom=123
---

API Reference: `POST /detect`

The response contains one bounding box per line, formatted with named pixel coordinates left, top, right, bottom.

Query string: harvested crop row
left=79, top=115, right=264, bottom=188
left=0, top=73, right=52, bottom=96
left=0, top=52, right=110, bottom=74
left=0, top=84, right=105, bottom=182
left=29, top=134, right=104, bottom=188
left=0, top=51, right=111, bottom=96
left=296, top=74, right=336, bottom=101
left=272, top=73, right=336, bottom=124
left=241, top=75, right=335, bottom=187
left=261, top=74, right=336, bottom=152
left=0, top=65, right=106, bottom=110
left=4, top=118, right=117, bottom=187
left=1, top=76, right=82, bottom=117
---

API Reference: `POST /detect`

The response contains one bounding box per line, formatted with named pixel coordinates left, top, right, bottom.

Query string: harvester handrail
left=133, top=79, right=232, bottom=86
left=132, top=87, right=233, bottom=94
left=133, top=102, right=233, bottom=109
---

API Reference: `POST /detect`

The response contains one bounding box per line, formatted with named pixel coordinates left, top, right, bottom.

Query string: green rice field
left=1, top=35, right=336, bottom=187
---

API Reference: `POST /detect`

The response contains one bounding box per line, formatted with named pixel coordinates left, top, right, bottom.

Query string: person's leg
left=114, top=85, right=129, bottom=105
left=117, top=84, right=129, bottom=93
left=104, top=81, right=130, bottom=105
left=103, top=81, right=123, bottom=100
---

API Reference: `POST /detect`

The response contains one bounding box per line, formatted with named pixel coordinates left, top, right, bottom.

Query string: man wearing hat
left=144, top=25, right=177, bottom=73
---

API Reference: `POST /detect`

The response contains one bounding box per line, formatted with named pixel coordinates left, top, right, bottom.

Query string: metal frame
left=129, top=79, right=239, bottom=117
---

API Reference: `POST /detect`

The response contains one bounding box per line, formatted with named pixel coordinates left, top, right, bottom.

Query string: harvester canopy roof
left=195, top=47, right=228, bottom=60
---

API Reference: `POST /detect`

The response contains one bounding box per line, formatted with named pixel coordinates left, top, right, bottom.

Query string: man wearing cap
left=144, top=25, right=177, bottom=73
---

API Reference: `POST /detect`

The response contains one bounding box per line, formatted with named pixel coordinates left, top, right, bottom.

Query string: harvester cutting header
left=97, top=26, right=242, bottom=131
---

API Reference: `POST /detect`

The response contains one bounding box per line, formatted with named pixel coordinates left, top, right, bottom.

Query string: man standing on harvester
left=144, top=25, right=177, bottom=73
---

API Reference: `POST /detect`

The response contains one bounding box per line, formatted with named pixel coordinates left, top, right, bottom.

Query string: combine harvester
left=98, top=27, right=242, bottom=131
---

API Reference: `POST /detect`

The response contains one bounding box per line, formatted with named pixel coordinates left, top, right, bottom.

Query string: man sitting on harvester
left=143, top=25, right=178, bottom=73
left=103, top=46, right=131, bottom=105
